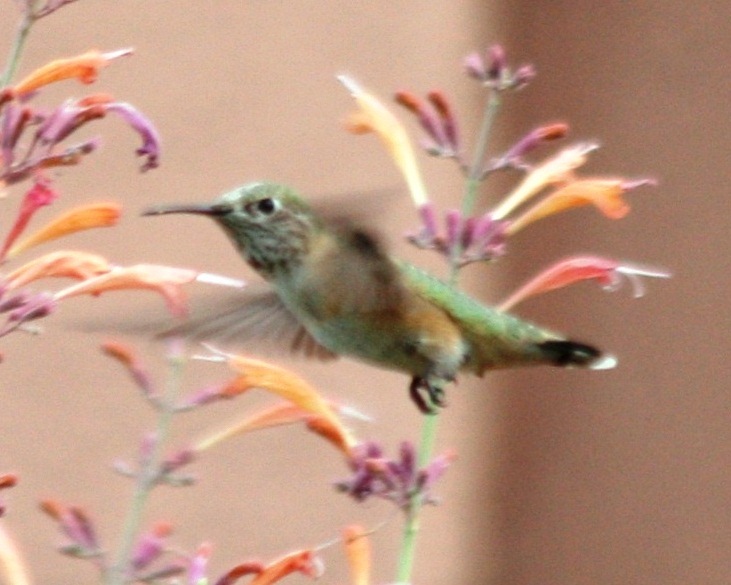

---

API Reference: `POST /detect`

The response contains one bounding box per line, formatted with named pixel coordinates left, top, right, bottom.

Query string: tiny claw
left=409, top=377, right=447, bottom=414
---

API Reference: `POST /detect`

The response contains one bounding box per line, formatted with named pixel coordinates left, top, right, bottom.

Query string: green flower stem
left=1, top=5, right=37, bottom=87
left=450, top=88, right=503, bottom=277
left=396, top=85, right=502, bottom=585
left=106, top=346, right=185, bottom=585
left=396, top=411, right=440, bottom=583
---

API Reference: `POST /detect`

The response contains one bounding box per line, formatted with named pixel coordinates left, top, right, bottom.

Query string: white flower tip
left=336, top=74, right=361, bottom=95
left=617, top=265, right=672, bottom=279
left=616, top=263, right=672, bottom=298
left=337, top=404, right=373, bottom=423
left=576, top=140, right=601, bottom=155
left=195, top=272, right=246, bottom=288
left=104, top=47, right=134, bottom=60
left=192, top=343, right=229, bottom=362
left=591, top=354, right=618, bottom=370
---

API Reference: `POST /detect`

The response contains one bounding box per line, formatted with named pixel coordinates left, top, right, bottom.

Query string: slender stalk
left=1, top=5, right=37, bottom=87
left=106, top=344, right=185, bottom=585
left=395, top=411, right=439, bottom=583
left=463, top=88, right=502, bottom=207
left=450, top=88, right=503, bottom=280
left=396, top=86, right=502, bottom=585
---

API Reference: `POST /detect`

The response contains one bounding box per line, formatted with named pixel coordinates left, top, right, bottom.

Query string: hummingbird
left=143, top=182, right=614, bottom=413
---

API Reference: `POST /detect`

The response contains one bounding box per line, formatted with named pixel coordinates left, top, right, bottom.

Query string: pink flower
left=499, top=256, right=671, bottom=311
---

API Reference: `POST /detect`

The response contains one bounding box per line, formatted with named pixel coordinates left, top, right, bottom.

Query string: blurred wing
left=163, top=287, right=337, bottom=360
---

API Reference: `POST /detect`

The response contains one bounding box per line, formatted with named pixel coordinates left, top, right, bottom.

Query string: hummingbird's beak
left=141, top=202, right=232, bottom=217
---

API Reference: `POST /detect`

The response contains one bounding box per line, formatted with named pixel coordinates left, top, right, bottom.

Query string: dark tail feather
left=539, top=340, right=617, bottom=370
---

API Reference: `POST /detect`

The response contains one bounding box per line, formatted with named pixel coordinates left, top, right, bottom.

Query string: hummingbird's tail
left=538, top=340, right=617, bottom=370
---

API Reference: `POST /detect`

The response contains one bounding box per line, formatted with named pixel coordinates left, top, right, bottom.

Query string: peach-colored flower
left=195, top=402, right=312, bottom=451
left=53, top=264, right=201, bottom=318
left=198, top=355, right=357, bottom=455
left=11, top=49, right=132, bottom=96
left=250, top=550, right=323, bottom=585
left=507, top=178, right=635, bottom=235
left=4, top=202, right=121, bottom=260
left=343, top=525, right=370, bottom=585
left=491, top=142, right=597, bottom=220
left=4, top=250, right=112, bottom=290
left=0, top=523, right=30, bottom=585
left=339, top=75, right=429, bottom=206
left=498, top=256, right=671, bottom=311
left=213, top=561, right=265, bottom=585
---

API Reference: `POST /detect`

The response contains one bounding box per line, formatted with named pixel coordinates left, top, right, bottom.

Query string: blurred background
left=1, top=2, right=729, bottom=584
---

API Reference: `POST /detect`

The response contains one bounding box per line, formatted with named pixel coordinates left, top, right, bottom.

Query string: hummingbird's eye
left=257, top=198, right=276, bottom=214
left=245, top=197, right=277, bottom=216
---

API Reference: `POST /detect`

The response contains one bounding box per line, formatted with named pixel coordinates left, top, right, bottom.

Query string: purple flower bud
left=182, top=384, right=227, bottom=407
left=132, top=522, right=173, bottom=570
left=161, top=447, right=196, bottom=475
left=0, top=290, right=31, bottom=313
left=336, top=440, right=453, bottom=510
left=6, top=291, right=56, bottom=323
left=418, top=202, right=439, bottom=240
left=395, top=90, right=448, bottom=149
left=396, top=441, right=416, bottom=485
left=38, top=500, right=100, bottom=553
left=463, top=52, right=487, bottom=81
left=512, top=64, right=537, bottom=90
left=1, top=104, right=31, bottom=167
left=469, top=213, right=509, bottom=259
left=486, top=45, right=507, bottom=81
left=417, top=449, right=456, bottom=502
left=105, top=102, right=161, bottom=171
left=502, top=123, right=569, bottom=163
left=427, top=90, right=460, bottom=153
left=189, top=543, right=212, bottom=585
left=38, top=101, right=105, bottom=145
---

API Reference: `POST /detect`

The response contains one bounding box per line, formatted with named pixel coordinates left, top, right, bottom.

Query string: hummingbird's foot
left=409, top=377, right=447, bottom=414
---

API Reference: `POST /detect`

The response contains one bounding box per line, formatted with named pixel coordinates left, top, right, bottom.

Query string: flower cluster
left=29, top=341, right=385, bottom=584
left=335, top=441, right=455, bottom=510
left=40, top=497, right=326, bottom=585
left=0, top=48, right=170, bottom=344
left=0, top=48, right=160, bottom=187
left=341, top=45, right=669, bottom=299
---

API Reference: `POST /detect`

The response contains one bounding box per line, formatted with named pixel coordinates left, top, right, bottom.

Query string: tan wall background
left=1, top=2, right=729, bottom=585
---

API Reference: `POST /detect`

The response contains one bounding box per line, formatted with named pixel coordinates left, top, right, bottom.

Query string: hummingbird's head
left=144, top=182, right=318, bottom=278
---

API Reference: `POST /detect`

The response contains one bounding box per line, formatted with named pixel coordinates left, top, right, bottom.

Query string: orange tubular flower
left=491, top=142, right=598, bottom=220
left=197, top=355, right=357, bottom=455
left=5, top=250, right=112, bottom=289
left=11, top=49, right=133, bottom=96
left=250, top=550, right=323, bottom=585
left=0, top=523, right=30, bottom=585
left=344, top=525, right=371, bottom=585
left=499, top=255, right=671, bottom=311
left=5, top=202, right=122, bottom=260
left=195, top=400, right=355, bottom=456
left=506, top=178, right=643, bottom=235
left=53, top=264, right=203, bottom=318
left=339, top=75, right=429, bottom=206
